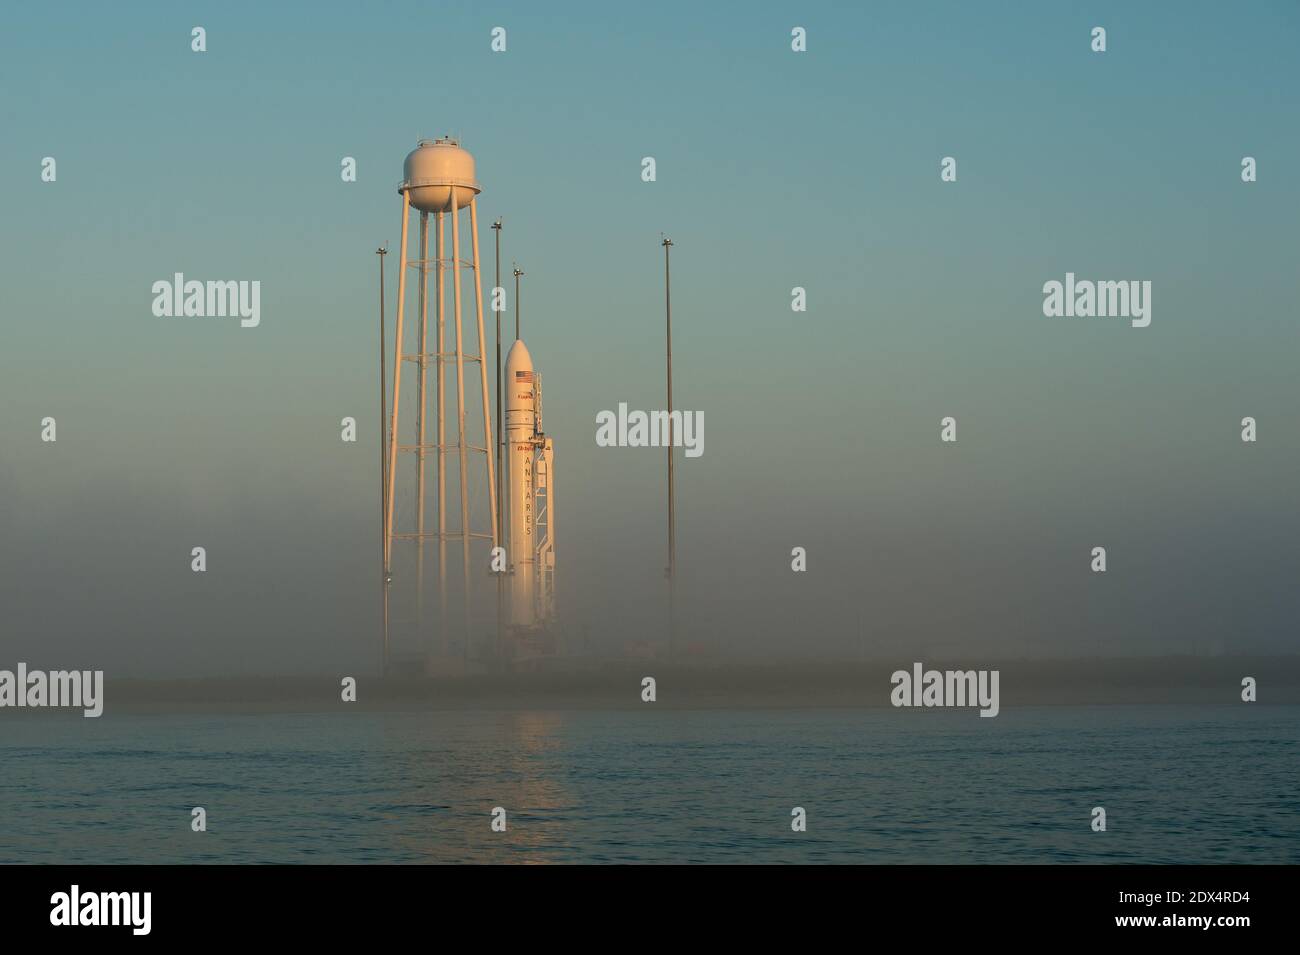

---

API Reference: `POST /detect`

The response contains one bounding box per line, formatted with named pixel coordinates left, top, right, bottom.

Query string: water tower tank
left=401, top=138, right=479, bottom=212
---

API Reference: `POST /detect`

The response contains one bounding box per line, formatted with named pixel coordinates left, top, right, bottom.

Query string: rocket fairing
left=504, top=339, right=556, bottom=629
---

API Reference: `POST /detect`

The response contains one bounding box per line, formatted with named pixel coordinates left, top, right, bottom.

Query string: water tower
left=384, top=137, right=498, bottom=667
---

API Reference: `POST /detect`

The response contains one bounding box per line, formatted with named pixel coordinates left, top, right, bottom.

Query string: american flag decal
left=515, top=371, right=533, bottom=381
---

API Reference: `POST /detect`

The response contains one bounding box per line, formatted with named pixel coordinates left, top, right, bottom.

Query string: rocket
left=504, top=339, right=556, bottom=629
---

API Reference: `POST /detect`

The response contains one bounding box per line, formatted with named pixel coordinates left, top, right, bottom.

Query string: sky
left=1, top=1, right=1298, bottom=676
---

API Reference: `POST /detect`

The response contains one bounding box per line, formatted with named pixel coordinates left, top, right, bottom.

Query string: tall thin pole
left=513, top=266, right=523, bottom=341
left=377, top=243, right=389, bottom=676
left=415, top=213, right=429, bottom=632
left=492, top=218, right=503, bottom=661
left=663, top=236, right=675, bottom=658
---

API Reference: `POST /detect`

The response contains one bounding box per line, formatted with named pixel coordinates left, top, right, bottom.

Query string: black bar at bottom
left=0, top=864, right=1282, bottom=942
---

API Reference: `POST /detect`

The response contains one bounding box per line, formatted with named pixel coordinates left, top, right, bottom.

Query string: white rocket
left=504, top=339, right=556, bottom=629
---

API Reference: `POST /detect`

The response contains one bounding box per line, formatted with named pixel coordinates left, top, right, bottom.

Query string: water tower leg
left=436, top=210, right=448, bottom=660
left=470, top=199, right=498, bottom=555
left=450, top=188, right=472, bottom=660
left=415, top=212, right=429, bottom=635
left=385, top=191, right=411, bottom=573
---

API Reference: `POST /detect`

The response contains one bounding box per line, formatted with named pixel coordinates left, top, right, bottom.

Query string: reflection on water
left=1, top=705, right=1297, bottom=863
left=389, top=711, right=574, bottom=864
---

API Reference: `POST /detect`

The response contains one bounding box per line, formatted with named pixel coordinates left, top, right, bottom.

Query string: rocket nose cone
left=505, top=340, right=535, bottom=409
left=505, top=338, right=533, bottom=375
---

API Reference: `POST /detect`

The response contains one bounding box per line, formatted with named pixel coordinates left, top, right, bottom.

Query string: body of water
left=2, top=704, right=1295, bottom=863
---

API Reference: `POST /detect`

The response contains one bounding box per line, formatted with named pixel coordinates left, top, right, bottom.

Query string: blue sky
left=2, top=2, right=1297, bottom=673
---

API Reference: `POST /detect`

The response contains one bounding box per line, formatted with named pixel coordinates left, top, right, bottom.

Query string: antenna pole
left=377, top=243, right=389, bottom=677
left=492, top=219, right=504, bottom=663
left=513, top=266, right=524, bottom=341
left=663, top=236, right=675, bottom=658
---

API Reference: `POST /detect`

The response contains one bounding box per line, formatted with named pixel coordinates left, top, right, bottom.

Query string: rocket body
left=505, top=340, right=539, bottom=627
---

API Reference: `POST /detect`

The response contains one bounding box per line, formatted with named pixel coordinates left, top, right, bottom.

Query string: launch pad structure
left=381, top=138, right=557, bottom=674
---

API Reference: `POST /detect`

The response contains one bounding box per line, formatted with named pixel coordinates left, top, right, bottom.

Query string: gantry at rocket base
left=381, top=138, right=556, bottom=671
